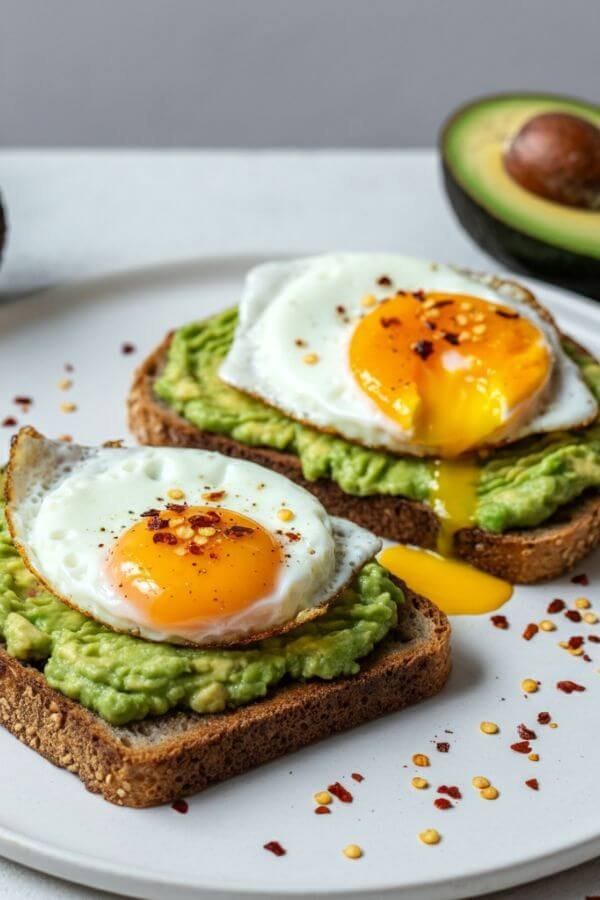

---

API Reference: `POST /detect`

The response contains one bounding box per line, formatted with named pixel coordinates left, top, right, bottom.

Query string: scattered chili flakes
left=328, top=782, right=353, bottom=803
left=436, top=742, right=450, bottom=753
left=434, top=797, right=453, bottom=810
left=443, top=332, right=460, bottom=345
left=588, top=635, right=600, bottom=644
left=2, top=417, right=17, bottom=427
left=491, top=615, right=509, bottom=629
left=537, top=712, right=551, bottom=724
left=380, top=316, right=401, bottom=328
left=571, top=573, right=589, bottom=586
left=294, top=338, right=307, bottom=347
left=121, top=342, right=136, bottom=354
left=547, top=598, right=565, bottom=614
left=522, top=623, right=539, bottom=641
left=556, top=680, right=586, bottom=694
left=525, top=778, right=539, bottom=791
left=510, top=741, right=532, bottom=754
left=152, top=532, right=177, bottom=545
left=189, top=511, right=221, bottom=528
left=377, top=275, right=392, bottom=286
left=263, top=841, right=286, bottom=857
left=284, top=531, right=301, bottom=542
left=438, top=785, right=462, bottom=800
left=351, top=772, right=364, bottom=782
left=517, top=724, right=537, bottom=740
left=171, top=799, right=188, bottom=813
left=147, top=517, right=169, bottom=531
left=568, top=636, right=584, bottom=649
left=413, top=290, right=426, bottom=302
left=167, top=503, right=187, bottom=513
left=495, top=310, right=519, bottom=319
left=565, top=610, right=582, bottom=623
left=314, top=806, right=331, bottom=815
left=412, top=340, right=434, bottom=360
left=202, top=490, right=226, bottom=502
left=225, top=524, right=254, bottom=537
left=13, top=395, right=32, bottom=406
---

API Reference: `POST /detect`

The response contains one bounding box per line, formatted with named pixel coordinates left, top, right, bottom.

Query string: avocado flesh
left=441, top=94, right=600, bottom=299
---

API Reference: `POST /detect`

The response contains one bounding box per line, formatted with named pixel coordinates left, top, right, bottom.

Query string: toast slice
left=0, top=586, right=450, bottom=808
left=128, top=333, right=600, bottom=583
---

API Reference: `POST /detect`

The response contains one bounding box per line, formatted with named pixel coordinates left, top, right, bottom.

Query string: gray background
left=1, top=0, right=598, bottom=148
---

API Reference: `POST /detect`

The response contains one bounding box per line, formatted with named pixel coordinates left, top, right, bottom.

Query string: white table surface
left=0, top=149, right=598, bottom=900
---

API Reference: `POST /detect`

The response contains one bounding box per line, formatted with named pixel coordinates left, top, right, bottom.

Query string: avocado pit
left=504, top=112, right=600, bottom=210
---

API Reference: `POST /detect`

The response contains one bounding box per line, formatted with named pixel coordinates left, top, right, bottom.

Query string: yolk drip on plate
left=379, top=459, right=512, bottom=615
left=349, top=291, right=550, bottom=457
left=106, top=506, right=283, bottom=627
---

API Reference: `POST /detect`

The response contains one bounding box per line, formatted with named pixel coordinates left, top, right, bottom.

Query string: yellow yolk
left=379, top=458, right=512, bottom=615
left=106, top=506, right=283, bottom=628
left=349, top=291, right=551, bottom=457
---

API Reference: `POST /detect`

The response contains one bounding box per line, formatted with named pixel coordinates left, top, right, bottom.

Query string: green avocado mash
left=0, top=499, right=402, bottom=726
left=154, top=310, right=600, bottom=534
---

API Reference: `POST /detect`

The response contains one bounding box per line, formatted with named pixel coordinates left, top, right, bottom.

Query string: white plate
left=0, top=256, right=598, bottom=900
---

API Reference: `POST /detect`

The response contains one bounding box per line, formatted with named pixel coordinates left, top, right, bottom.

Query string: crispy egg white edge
left=7, top=432, right=381, bottom=645
left=219, top=253, right=598, bottom=456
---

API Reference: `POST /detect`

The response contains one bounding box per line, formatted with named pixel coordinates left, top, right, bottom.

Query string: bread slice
left=128, top=333, right=600, bottom=584
left=0, top=586, right=450, bottom=808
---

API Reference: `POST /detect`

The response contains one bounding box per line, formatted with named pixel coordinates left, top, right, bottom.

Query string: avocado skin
left=442, top=161, right=600, bottom=301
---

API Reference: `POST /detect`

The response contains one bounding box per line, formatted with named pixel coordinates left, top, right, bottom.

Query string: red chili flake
left=547, top=598, right=565, bottom=613
left=171, top=799, right=188, bottom=813
left=491, top=614, right=509, bottom=629
left=328, top=782, right=353, bottom=803
left=351, top=772, right=364, bottom=782
left=589, top=635, right=600, bottom=644
left=537, top=711, right=551, bottom=724
left=495, top=310, right=519, bottom=319
left=436, top=742, right=450, bottom=753
left=565, top=610, right=582, bottom=623
left=443, top=332, right=460, bottom=345
left=432, top=299, right=454, bottom=309
left=121, top=342, right=136, bottom=354
left=510, top=741, right=532, bottom=754
left=189, top=512, right=221, bottom=528
left=263, top=841, right=286, bottom=857
left=188, top=543, right=203, bottom=555
left=225, top=525, right=254, bottom=537
left=204, top=491, right=225, bottom=501
left=571, top=573, right=589, bottom=586
left=335, top=305, right=346, bottom=315
left=314, top=805, right=331, bottom=815
left=568, top=636, right=584, bottom=649
left=413, top=290, right=426, bottom=302
left=147, top=517, right=169, bottom=531
left=294, top=338, right=307, bottom=347
left=517, top=724, right=537, bottom=740
left=377, top=275, right=392, bottom=286
left=413, top=340, right=434, bottom=360
left=583, top=654, right=592, bottom=662
left=140, top=508, right=161, bottom=518
left=437, top=785, right=462, bottom=800
left=434, top=797, right=453, bottom=810
left=167, top=503, right=187, bottom=513
left=2, top=417, right=17, bottom=427
left=152, top=532, right=177, bottom=545
left=525, top=778, right=539, bottom=791
left=284, top=531, right=301, bottom=542
left=425, top=320, right=437, bottom=331
left=380, top=316, right=401, bottom=328
left=13, top=396, right=32, bottom=406
left=556, top=680, right=586, bottom=694
left=522, top=623, right=539, bottom=641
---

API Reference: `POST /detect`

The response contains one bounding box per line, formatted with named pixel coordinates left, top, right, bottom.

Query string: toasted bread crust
left=128, top=334, right=600, bottom=583
left=0, top=588, right=450, bottom=808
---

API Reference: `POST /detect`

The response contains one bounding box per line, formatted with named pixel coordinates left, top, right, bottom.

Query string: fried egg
left=6, top=429, right=380, bottom=646
left=220, top=254, right=597, bottom=458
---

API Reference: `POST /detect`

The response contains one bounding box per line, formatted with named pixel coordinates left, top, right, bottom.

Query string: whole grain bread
left=128, top=332, right=600, bottom=583
left=0, top=586, right=450, bottom=808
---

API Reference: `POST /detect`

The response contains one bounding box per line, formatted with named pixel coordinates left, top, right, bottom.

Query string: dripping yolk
left=106, top=506, right=283, bottom=627
left=349, top=291, right=551, bottom=456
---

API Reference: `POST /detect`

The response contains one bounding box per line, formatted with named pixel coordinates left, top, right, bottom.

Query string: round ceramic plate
left=0, top=257, right=598, bottom=900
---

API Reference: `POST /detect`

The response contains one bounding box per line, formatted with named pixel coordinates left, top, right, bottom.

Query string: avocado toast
left=129, top=260, right=600, bottom=583
left=0, top=431, right=450, bottom=807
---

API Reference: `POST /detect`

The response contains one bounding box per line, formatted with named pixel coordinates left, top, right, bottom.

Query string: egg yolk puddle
left=349, top=291, right=551, bottom=457
left=379, top=459, right=512, bottom=615
left=106, top=505, right=283, bottom=627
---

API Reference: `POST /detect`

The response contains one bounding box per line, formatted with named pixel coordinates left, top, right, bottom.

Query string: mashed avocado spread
left=0, top=498, right=401, bottom=726
left=154, top=310, right=600, bottom=534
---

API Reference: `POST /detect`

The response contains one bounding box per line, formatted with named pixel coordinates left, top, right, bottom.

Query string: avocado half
left=441, top=93, right=600, bottom=300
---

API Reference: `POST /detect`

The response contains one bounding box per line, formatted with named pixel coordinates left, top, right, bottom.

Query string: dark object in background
left=0, top=193, right=5, bottom=263
left=440, top=93, right=600, bottom=300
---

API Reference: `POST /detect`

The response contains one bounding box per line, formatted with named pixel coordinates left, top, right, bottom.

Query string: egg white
left=6, top=430, right=381, bottom=645
left=219, top=253, right=597, bottom=456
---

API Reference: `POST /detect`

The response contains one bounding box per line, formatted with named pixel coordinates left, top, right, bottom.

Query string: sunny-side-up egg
left=219, top=253, right=597, bottom=458
left=5, top=429, right=381, bottom=646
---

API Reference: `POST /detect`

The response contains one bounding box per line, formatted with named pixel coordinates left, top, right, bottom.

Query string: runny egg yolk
left=106, top=506, right=283, bottom=628
left=379, top=459, right=513, bottom=616
left=349, top=291, right=551, bottom=457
